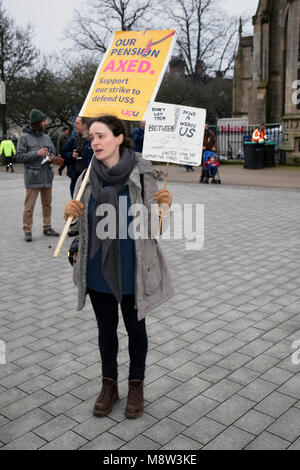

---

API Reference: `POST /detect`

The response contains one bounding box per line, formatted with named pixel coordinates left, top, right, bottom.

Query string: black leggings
left=88, top=289, right=148, bottom=381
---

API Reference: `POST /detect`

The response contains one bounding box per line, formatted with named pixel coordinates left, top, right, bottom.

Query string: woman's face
left=89, top=122, right=124, bottom=168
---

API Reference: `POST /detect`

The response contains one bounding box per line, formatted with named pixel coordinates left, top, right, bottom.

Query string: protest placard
left=79, top=30, right=177, bottom=121
left=143, top=102, right=206, bottom=166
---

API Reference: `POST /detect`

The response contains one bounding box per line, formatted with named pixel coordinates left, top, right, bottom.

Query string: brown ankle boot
left=93, top=378, right=119, bottom=417
left=125, top=379, right=144, bottom=419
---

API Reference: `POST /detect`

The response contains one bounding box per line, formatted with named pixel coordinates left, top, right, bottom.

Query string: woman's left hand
left=154, top=189, right=173, bottom=207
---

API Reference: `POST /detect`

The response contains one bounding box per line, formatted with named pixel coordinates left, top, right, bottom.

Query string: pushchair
left=200, top=151, right=221, bottom=184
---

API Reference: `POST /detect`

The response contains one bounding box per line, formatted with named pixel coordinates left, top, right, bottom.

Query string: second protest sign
left=143, top=102, right=206, bottom=166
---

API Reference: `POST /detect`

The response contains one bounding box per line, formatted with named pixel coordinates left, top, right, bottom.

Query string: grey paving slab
left=198, top=365, right=231, bottom=384
left=183, top=417, right=226, bottom=445
left=120, top=435, right=160, bottom=450
left=41, top=393, right=83, bottom=417
left=227, top=367, right=261, bottom=386
left=277, top=375, right=300, bottom=400
left=143, top=375, right=181, bottom=402
left=245, top=354, right=280, bottom=373
left=0, top=365, right=47, bottom=389
left=267, top=408, right=300, bottom=442
left=202, top=379, right=244, bottom=403
left=254, top=391, right=297, bottom=419
left=0, top=409, right=53, bottom=444
left=238, top=338, right=275, bottom=358
left=73, top=416, right=115, bottom=441
left=17, top=374, right=56, bottom=394
left=40, top=370, right=88, bottom=396
left=202, top=426, right=255, bottom=450
left=167, top=361, right=205, bottom=382
left=109, top=413, right=158, bottom=441
left=207, top=395, right=256, bottom=426
left=143, top=417, right=186, bottom=446
left=192, top=350, right=224, bottom=367
left=144, top=396, right=182, bottom=419
left=1, top=174, right=300, bottom=450
left=234, top=410, right=275, bottom=435
left=1, top=390, right=55, bottom=420
left=288, top=438, right=300, bottom=450
left=64, top=398, right=96, bottom=424
left=80, top=431, right=126, bottom=450
left=1, top=432, right=47, bottom=450
left=33, top=414, right=79, bottom=442
left=238, top=378, right=278, bottom=403
left=245, top=432, right=290, bottom=450
left=169, top=395, right=219, bottom=426
left=166, top=377, right=211, bottom=403
left=0, top=388, right=28, bottom=410
left=161, top=434, right=201, bottom=450
left=0, top=414, right=9, bottom=427
left=39, top=430, right=88, bottom=450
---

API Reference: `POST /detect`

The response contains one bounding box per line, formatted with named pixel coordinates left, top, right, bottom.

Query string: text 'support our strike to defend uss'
left=79, top=30, right=177, bottom=121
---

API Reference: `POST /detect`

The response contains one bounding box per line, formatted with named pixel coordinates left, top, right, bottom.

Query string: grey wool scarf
left=89, top=148, right=137, bottom=302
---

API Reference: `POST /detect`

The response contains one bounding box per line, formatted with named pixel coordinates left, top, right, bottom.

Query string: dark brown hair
left=88, top=115, right=132, bottom=152
left=77, top=116, right=89, bottom=126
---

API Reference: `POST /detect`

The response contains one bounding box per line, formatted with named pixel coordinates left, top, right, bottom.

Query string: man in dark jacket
left=133, top=121, right=145, bottom=153
left=62, top=116, right=93, bottom=198
left=57, top=126, right=70, bottom=175
left=16, top=109, right=59, bottom=242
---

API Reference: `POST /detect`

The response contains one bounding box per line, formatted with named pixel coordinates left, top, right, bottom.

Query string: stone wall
left=233, top=0, right=300, bottom=164
left=232, top=37, right=253, bottom=118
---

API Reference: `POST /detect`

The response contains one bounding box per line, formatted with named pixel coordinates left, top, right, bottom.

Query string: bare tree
left=162, top=0, right=243, bottom=80
left=65, top=0, right=153, bottom=54
left=0, top=0, right=39, bottom=134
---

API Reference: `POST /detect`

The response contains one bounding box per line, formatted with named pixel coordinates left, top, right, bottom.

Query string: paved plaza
left=0, top=170, right=300, bottom=450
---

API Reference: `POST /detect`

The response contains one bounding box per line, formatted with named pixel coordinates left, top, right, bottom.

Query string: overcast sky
left=3, top=0, right=259, bottom=54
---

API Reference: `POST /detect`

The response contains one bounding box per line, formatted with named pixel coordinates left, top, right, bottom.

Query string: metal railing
left=210, top=124, right=282, bottom=160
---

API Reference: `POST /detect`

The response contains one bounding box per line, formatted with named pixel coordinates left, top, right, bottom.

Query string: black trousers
left=70, top=174, right=80, bottom=198
left=88, top=289, right=148, bottom=381
left=5, top=157, right=13, bottom=168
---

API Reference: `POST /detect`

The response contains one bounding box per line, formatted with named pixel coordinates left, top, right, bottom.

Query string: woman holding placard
left=63, top=115, right=174, bottom=419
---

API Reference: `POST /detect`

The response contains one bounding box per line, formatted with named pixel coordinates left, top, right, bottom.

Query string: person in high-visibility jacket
left=252, top=124, right=268, bottom=143
left=0, top=136, right=16, bottom=172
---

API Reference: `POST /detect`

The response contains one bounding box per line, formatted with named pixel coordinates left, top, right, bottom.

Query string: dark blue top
left=87, top=185, right=136, bottom=295
left=133, top=127, right=144, bottom=153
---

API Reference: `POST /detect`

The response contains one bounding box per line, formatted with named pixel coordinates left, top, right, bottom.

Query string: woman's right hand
left=64, top=200, right=85, bottom=222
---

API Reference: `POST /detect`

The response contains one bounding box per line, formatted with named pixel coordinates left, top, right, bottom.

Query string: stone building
left=233, top=0, right=300, bottom=164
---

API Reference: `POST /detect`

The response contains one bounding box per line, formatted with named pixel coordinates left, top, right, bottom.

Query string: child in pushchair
left=203, top=152, right=221, bottom=184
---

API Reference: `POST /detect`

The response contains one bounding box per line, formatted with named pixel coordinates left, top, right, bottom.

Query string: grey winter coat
left=16, top=125, right=56, bottom=188
left=72, top=155, right=175, bottom=321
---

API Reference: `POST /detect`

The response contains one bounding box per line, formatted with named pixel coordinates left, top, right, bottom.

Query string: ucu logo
left=121, top=110, right=140, bottom=117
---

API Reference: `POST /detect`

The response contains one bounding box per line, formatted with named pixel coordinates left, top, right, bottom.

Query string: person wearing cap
left=16, top=108, right=60, bottom=242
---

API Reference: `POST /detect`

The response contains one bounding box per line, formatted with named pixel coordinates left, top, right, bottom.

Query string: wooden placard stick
left=53, top=158, right=93, bottom=258
left=158, top=162, right=170, bottom=237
